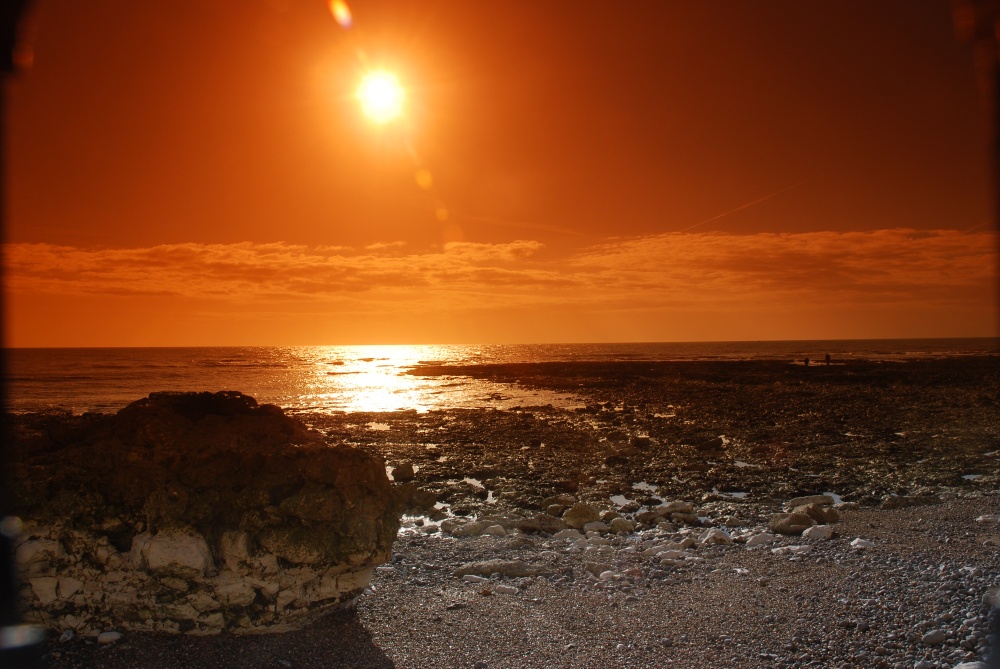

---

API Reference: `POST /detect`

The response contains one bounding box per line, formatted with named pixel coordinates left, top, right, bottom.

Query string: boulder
left=10, top=391, right=400, bottom=634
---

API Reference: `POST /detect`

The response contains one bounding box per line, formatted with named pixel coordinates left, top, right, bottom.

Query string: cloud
left=4, top=229, right=996, bottom=314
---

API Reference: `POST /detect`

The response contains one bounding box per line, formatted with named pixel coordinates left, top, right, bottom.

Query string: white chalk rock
left=598, top=570, right=617, bottom=581
left=802, top=525, right=834, bottom=540
left=975, top=515, right=999, bottom=523
left=15, top=539, right=64, bottom=564
left=129, top=533, right=153, bottom=569
left=658, top=501, right=695, bottom=515
left=483, top=524, right=507, bottom=537
left=609, top=518, right=635, bottom=533
left=58, top=577, right=84, bottom=600
left=97, top=631, right=122, bottom=645
left=29, top=577, right=59, bottom=606
left=785, top=494, right=834, bottom=508
left=850, top=538, right=874, bottom=549
left=745, top=533, right=777, bottom=548
left=771, top=545, right=812, bottom=556
left=699, top=528, right=733, bottom=546
left=219, top=530, right=251, bottom=571
left=143, top=530, right=213, bottom=578
left=215, top=576, right=256, bottom=607
left=462, top=574, right=489, bottom=583
left=582, top=521, right=610, bottom=533
left=553, top=529, right=583, bottom=540
left=494, top=584, right=518, bottom=594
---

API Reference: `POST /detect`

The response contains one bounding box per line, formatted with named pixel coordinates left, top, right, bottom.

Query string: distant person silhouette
left=825, top=353, right=831, bottom=365
left=803, top=357, right=810, bottom=367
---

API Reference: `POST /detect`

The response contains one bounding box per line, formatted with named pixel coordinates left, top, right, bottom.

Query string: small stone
left=769, top=512, right=816, bottom=536
left=598, top=570, right=617, bottom=580
left=771, top=545, right=812, bottom=556
left=463, top=575, right=489, bottom=583
left=785, top=494, right=834, bottom=508
left=482, top=525, right=507, bottom=537
left=802, top=525, right=834, bottom=540
left=562, top=503, right=601, bottom=529
left=745, top=533, right=777, bottom=547
left=609, top=518, right=634, bottom=533
left=58, top=630, right=74, bottom=643
left=658, top=501, right=695, bottom=515
left=850, top=538, right=875, bottom=549
left=583, top=521, right=610, bottom=533
left=553, top=529, right=583, bottom=540
left=97, top=631, right=122, bottom=645
left=699, top=528, right=733, bottom=545
left=494, top=585, right=518, bottom=595
left=920, top=629, right=946, bottom=645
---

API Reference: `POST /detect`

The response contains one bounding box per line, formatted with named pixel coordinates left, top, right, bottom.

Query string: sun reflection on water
left=290, top=344, right=551, bottom=414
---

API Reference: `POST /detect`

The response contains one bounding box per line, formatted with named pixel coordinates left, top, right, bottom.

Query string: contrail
left=677, top=182, right=803, bottom=233
left=464, top=216, right=601, bottom=240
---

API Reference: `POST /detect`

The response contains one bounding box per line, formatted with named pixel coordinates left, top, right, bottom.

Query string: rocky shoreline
left=17, top=356, right=1000, bottom=668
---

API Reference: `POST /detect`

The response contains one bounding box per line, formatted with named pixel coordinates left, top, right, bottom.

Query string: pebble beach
left=35, top=356, right=1000, bottom=668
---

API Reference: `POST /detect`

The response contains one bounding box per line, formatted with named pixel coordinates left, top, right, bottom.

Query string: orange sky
left=5, top=1, right=998, bottom=346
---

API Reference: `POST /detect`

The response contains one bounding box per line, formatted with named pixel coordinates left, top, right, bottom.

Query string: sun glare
left=356, top=71, right=404, bottom=124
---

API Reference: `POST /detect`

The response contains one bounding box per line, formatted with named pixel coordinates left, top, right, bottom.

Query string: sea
left=5, top=338, right=997, bottom=416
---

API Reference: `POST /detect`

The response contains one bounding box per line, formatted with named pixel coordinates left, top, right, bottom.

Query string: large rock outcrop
left=9, top=391, right=400, bottom=634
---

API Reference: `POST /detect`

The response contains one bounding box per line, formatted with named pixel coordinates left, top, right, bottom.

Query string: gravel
left=42, top=496, right=999, bottom=669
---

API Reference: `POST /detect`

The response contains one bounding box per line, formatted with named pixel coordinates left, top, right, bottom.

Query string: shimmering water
left=6, top=338, right=996, bottom=415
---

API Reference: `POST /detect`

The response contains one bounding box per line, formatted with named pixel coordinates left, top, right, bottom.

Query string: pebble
left=97, top=631, right=122, bottom=644
left=920, top=629, right=946, bottom=645
left=802, top=524, right=834, bottom=540
left=746, top=533, right=777, bottom=547
left=771, top=545, right=812, bottom=556
left=850, top=538, right=875, bottom=549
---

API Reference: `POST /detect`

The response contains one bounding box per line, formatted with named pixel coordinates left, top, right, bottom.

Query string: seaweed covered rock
left=9, top=391, right=400, bottom=634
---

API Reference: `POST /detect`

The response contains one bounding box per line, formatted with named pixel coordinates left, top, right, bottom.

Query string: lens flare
left=329, top=0, right=352, bottom=28
left=415, top=168, right=433, bottom=189
left=356, top=71, right=404, bottom=124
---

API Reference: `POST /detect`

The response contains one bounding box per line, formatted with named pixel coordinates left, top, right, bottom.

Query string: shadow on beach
left=47, top=611, right=395, bottom=669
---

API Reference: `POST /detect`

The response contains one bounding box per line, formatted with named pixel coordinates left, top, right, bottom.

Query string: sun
left=356, top=71, right=404, bottom=124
